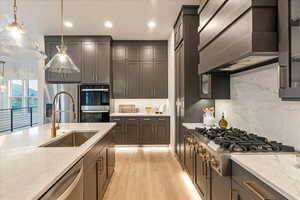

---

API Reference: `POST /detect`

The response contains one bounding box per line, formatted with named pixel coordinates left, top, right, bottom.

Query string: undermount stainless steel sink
left=40, top=130, right=98, bottom=147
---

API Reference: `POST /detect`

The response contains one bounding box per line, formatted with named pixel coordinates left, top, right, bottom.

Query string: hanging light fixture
left=0, top=61, right=7, bottom=91
left=0, top=0, right=46, bottom=61
left=45, top=0, right=80, bottom=74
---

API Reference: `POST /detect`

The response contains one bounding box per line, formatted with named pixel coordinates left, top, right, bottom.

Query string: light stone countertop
left=231, top=154, right=300, bottom=200
left=182, top=123, right=205, bottom=130
left=0, top=123, right=116, bottom=200
left=110, top=112, right=170, bottom=117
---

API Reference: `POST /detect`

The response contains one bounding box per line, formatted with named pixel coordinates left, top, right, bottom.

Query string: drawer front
left=199, top=0, right=227, bottom=31
left=231, top=180, right=260, bottom=200
left=232, top=162, right=287, bottom=200
left=199, top=0, right=251, bottom=50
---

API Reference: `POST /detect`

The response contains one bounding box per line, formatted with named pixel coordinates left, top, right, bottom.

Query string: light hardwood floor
left=103, top=147, right=201, bottom=200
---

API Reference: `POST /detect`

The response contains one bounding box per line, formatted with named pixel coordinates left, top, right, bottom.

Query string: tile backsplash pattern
left=216, top=63, right=300, bottom=151
left=111, top=99, right=169, bottom=114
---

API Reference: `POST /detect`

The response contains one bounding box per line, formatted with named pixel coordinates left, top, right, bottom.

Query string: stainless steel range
left=192, top=127, right=295, bottom=176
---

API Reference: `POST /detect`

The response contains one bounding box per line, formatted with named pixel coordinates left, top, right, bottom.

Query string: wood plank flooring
left=103, top=147, right=201, bottom=200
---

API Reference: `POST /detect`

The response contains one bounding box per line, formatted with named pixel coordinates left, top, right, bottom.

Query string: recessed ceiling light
left=148, top=21, right=156, bottom=29
left=64, top=21, right=73, bottom=28
left=104, top=21, right=113, bottom=28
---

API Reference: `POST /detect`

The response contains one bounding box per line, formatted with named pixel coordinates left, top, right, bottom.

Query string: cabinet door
left=113, top=61, right=127, bottom=98
left=195, top=151, right=207, bottom=199
left=156, top=118, right=170, bottom=144
left=126, top=45, right=139, bottom=61
left=98, top=148, right=108, bottom=200
left=107, top=132, right=115, bottom=179
left=45, top=41, right=62, bottom=82
left=154, top=61, right=168, bottom=98
left=84, top=162, right=98, bottom=200
left=82, top=41, right=97, bottom=83
left=140, top=45, right=154, bottom=61
left=140, top=118, right=156, bottom=144
left=96, top=42, right=110, bottom=84
left=184, top=135, right=194, bottom=179
left=63, top=41, right=82, bottom=82
left=124, top=118, right=139, bottom=144
left=126, top=62, right=140, bottom=98
left=154, top=44, right=167, bottom=61
left=110, top=118, right=124, bottom=144
left=140, top=62, right=154, bottom=98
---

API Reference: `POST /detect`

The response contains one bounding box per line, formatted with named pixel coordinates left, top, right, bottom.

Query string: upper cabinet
left=112, top=41, right=168, bottom=99
left=45, top=36, right=112, bottom=84
left=198, top=0, right=278, bottom=74
left=279, top=0, right=300, bottom=100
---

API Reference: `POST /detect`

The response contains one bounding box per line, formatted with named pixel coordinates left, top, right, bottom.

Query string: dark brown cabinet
left=199, top=72, right=230, bottom=99
left=124, top=118, right=139, bottom=145
left=84, top=161, right=98, bottom=200
left=156, top=117, right=170, bottom=145
left=98, top=148, right=108, bottom=200
left=184, top=132, right=195, bottom=179
left=279, top=0, right=300, bottom=100
left=140, top=118, right=156, bottom=144
left=112, top=41, right=168, bottom=99
left=174, top=6, right=215, bottom=162
left=111, top=116, right=170, bottom=145
left=232, top=161, right=287, bottom=200
left=45, top=36, right=112, bottom=84
left=83, top=129, right=115, bottom=200
left=140, top=62, right=155, bottom=98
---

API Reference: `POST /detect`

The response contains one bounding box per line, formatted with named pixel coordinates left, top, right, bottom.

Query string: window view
left=27, top=80, right=38, bottom=107
left=10, top=80, right=24, bottom=108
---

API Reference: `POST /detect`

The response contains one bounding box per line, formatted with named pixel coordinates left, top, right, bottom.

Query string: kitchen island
left=0, top=123, right=116, bottom=200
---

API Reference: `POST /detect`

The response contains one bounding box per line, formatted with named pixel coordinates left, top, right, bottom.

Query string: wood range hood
left=198, top=0, right=278, bottom=74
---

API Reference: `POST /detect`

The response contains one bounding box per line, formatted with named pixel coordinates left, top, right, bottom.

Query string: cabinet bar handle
left=243, top=181, right=267, bottom=200
left=143, top=118, right=151, bottom=121
left=128, top=118, right=136, bottom=121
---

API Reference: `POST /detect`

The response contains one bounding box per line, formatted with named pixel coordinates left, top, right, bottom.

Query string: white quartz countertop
left=0, top=123, right=116, bottom=200
left=231, top=154, right=300, bottom=200
left=110, top=112, right=170, bottom=117
left=182, top=123, right=205, bottom=130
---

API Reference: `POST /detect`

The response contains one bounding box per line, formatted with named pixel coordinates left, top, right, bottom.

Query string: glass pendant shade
left=0, top=0, right=46, bottom=62
left=45, top=45, right=80, bottom=73
left=0, top=24, right=46, bottom=62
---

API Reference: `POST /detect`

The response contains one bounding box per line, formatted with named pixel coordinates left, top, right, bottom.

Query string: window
left=8, top=80, right=39, bottom=108
left=27, top=80, right=38, bottom=107
left=10, top=80, right=24, bottom=108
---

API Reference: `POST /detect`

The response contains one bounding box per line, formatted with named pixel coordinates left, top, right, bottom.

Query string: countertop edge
left=231, top=156, right=297, bottom=200
left=33, top=123, right=116, bottom=200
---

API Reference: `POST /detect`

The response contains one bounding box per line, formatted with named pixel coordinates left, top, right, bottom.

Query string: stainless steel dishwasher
left=39, top=159, right=84, bottom=200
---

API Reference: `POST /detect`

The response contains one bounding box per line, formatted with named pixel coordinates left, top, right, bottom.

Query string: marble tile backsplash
left=215, top=63, right=300, bottom=151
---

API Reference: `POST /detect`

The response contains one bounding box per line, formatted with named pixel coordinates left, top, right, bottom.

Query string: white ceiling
left=0, top=0, right=199, bottom=40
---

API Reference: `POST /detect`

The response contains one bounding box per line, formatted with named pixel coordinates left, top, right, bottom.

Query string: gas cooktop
left=195, top=127, right=295, bottom=153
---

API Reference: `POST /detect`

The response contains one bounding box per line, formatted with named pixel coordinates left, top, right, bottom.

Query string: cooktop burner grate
left=195, top=127, right=295, bottom=153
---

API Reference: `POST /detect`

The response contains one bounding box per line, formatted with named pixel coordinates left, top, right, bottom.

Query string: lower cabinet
left=232, top=161, right=287, bottom=200
left=125, top=118, right=140, bottom=144
left=83, top=129, right=115, bottom=200
left=110, top=116, right=170, bottom=145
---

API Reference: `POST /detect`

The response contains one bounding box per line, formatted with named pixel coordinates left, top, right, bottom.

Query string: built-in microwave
left=79, top=84, right=110, bottom=122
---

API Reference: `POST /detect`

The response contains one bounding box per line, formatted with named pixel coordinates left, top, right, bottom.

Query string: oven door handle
left=81, top=110, right=109, bottom=113
left=81, top=89, right=109, bottom=92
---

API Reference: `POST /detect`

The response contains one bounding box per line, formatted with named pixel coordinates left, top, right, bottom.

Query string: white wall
left=168, top=30, right=176, bottom=152
left=112, top=99, right=169, bottom=114
left=215, top=63, right=300, bottom=151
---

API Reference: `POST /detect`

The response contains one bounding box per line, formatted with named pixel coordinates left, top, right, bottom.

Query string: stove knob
left=210, top=156, right=219, bottom=168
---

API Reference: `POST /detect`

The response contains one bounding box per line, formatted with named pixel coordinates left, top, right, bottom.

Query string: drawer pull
left=243, top=181, right=267, bottom=200
left=143, top=118, right=151, bottom=121
left=128, top=118, right=136, bottom=121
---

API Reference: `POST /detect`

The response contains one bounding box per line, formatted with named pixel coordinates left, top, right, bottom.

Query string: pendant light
left=0, top=0, right=46, bottom=62
left=45, top=0, right=80, bottom=74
